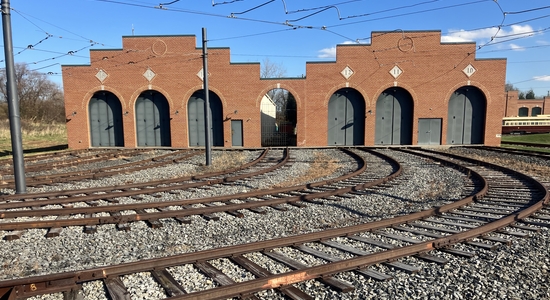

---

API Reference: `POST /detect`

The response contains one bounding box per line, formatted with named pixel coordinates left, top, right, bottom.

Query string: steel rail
left=2, top=148, right=546, bottom=299
left=0, top=149, right=266, bottom=203
left=0, top=148, right=491, bottom=299
left=0, top=149, right=199, bottom=188
left=500, top=141, right=550, bottom=149
left=0, top=148, right=140, bottom=177
left=167, top=148, right=549, bottom=299
left=0, top=148, right=365, bottom=230
left=469, top=145, right=550, bottom=159
left=0, top=148, right=103, bottom=165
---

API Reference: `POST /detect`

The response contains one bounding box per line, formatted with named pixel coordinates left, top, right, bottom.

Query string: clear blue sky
left=2, top=0, right=550, bottom=97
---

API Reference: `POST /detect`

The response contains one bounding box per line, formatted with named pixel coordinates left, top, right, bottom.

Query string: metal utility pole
left=202, top=27, right=212, bottom=166
left=1, top=0, right=26, bottom=193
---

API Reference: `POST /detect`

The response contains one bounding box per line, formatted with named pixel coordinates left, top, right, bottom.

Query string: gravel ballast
left=0, top=147, right=549, bottom=299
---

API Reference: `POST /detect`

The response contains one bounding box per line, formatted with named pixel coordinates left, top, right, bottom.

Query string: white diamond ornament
left=463, top=64, right=476, bottom=77
left=143, top=68, right=156, bottom=81
left=95, top=69, right=108, bottom=83
left=197, top=68, right=204, bottom=81
left=341, top=66, right=354, bottom=80
left=390, top=65, right=403, bottom=79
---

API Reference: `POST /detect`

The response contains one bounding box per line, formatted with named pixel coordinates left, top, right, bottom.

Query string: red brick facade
left=62, top=31, right=507, bottom=149
left=504, top=91, right=550, bottom=117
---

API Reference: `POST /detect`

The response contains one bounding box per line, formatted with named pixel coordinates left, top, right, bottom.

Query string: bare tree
left=505, top=82, right=519, bottom=92
left=261, top=58, right=287, bottom=78
left=0, top=63, right=65, bottom=123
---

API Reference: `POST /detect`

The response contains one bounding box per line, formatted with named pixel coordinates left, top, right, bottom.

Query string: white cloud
left=442, top=28, right=499, bottom=43
left=317, top=41, right=356, bottom=59
left=534, top=75, right=550, bottom=82
left=509, top=43, right=525, bottom=51
left=442, top=24, right=535, bottom=44
left=318, top=46, right=336, bottom=58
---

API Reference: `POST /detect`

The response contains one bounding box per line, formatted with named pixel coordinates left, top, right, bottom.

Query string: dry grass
left=450, top=150, right=550, bottom=180
left=197, top=151, right=251, bottom=174
left=0, top=120, right=66, bottom=139
left=273, top=152, right=341, bottom=188
left=417, top=179, right=449, bottom=200
left=0, top=120, right=67, bottom=153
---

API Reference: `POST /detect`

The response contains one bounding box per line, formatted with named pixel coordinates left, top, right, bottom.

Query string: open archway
left=260, top=88, right=297, bottom=147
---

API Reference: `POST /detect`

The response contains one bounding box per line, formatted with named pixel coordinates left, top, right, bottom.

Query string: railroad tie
left=230, top=255, right=314, bottom=300
left=46, top=215, right=69, bottom=238
left=104, top=276, right=131, bottom=300
left=387, top=226, right=475, bottom=258
left=182, top=204, right=219, bottom=221
left=263, top=250, right=355, bottom=293
left=321, top=240, right=421, bottom=274
left=158, top=207, right=192, bottom=224
left=194, top=261, right=259, bottom=300
left=294, top=244, right=392, bottom=282
left=84, top=214, right=97, bottom=234
left=3, top=230, right=24, bottom=241
left=150, top=269, right=187, bottom=296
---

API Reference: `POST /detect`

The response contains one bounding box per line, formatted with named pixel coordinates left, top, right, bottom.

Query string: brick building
left=62, top=30, right=507, bottom=149
left=504, top=90, right=550, bottom=117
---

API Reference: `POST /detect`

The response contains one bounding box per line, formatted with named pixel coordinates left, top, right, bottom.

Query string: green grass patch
left=501, top=133, right=550, bottom=144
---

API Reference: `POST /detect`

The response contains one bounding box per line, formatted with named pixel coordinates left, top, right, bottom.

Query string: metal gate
left=260, top=89, right=297, bottom=147
left=135, top=91, right=171, bottom=147
left=375, top=88, right=413, bottom=145
left=89, top=91, right=124, bottom=147
left=446, top=87, right=486, bottom=145
left=418, top=118, right=441, bottom=145
left=187, top=90, right=224, bottom=147
left=327, top=88, right=365, bottom=146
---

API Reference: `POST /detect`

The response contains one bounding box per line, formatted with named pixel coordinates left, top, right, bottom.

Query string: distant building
left=504, top=90, right=550, bottom=117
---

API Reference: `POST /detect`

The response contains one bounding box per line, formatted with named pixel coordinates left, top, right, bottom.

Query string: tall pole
left=1, top=0, right=26, bottom=193
left=202, top=27, right=212, bottom=166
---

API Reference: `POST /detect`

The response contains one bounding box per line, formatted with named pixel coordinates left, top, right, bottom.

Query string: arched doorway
left=446, top=86, right=486, bottom=145
left=518, top=107, right=528, bottom=117
left=327, top=88, right=365, bottom=146
left=89, top=91, right=124, bottom=147
left=260, top=88, right=297, bottom=147
left=375, top=87, right=414, bottom=145
left=187, top=90, right=223, bottom=147
left=135, top=90, right=171, bottom=147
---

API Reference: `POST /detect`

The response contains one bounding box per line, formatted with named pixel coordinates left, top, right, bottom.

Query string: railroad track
left=0, top=148, right=291, bottom=237
left=0, top=147, right=548, bottom=299
left=470, top=145, right=550, bottom=159
left=0, top=149, right=205, bottom=188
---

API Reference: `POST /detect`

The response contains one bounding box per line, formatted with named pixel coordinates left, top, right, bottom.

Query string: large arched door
left=187, top=90, right=223, bottom=147
left=89, top=91, right=124, bottom=147
left=327, top=88, right=365, bottom=146
left=446, top=87, right=486, bottom=145
left=135, top=91, right=171, bottom=147
left=375, top=88, right=414, bottom=145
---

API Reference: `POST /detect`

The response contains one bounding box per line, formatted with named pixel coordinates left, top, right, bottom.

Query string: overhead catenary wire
left=3, top=0, right=549, bottom=92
